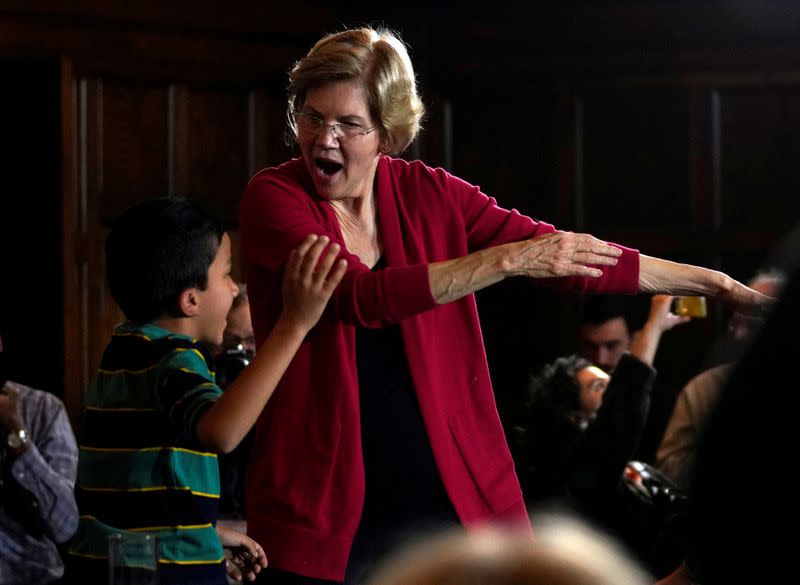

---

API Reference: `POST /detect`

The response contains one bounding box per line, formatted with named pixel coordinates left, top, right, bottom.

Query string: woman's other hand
left=508, top=231, right=622, bottom=278
left=715, top=278, right=776, bottom=317
left=638, top=255, right=776, bottom=316
left=428, top=231, right=621, bottom=305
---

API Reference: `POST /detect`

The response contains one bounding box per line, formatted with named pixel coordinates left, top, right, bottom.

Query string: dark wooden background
left=1, top=1, right=799, bottom=430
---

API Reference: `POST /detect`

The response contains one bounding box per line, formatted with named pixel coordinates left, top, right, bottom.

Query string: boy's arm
left=196, top=235, right=346, bottom=453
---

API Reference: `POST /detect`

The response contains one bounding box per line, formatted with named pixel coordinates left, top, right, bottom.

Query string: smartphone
left=671, top=296, right=707, bottom=318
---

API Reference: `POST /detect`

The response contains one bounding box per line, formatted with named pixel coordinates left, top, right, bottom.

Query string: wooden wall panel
left=581, top=89, right=691, bottom=231
left=101, top=83, right=169, bottom=221
left=257, top=91, right=299, bottom=170
left=180, top=88, right=250, bottom=226
left=0, top=58, right=62, bottom=395
left=77, top=79, right=124, bottom=397
left=719, top=90, right=800, bottom=231
left=450, top=92, right=558, bottom=221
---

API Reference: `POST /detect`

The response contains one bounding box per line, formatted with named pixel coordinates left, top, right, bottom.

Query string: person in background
left=655, top=267, right=799, bottom=585
left=577, top=294, right=688, bottom=375
left=67, top=198, right=345, bottom=585
left=214, top=284, right=256, bottom=519
left=577, top=295, right=635, bottom=374
left=656, top=269, right=785, bottom=489
left=522, top=296, right=687, bottom=518
left=219, top=285, right=256, bottom=358
left=524, top=354, right=619, bottom=508
left=0, top=328, right=79, bottom=585
left=239, top=26, right=771, bottom=585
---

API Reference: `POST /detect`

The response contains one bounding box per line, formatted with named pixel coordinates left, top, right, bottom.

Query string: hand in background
left=629, top=295, right=691, bottom=367
left=646, top=295, right=691, bottom=333
left=0, top=382, right=23, bottom=433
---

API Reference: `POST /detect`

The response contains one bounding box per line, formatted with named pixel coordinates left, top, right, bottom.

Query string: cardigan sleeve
left=240, top=165, right=436, bottom=328
left=432, top=166, right=640, bottom=295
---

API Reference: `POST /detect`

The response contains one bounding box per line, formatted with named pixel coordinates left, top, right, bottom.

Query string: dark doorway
left=0, top=57, right=63, bottom=396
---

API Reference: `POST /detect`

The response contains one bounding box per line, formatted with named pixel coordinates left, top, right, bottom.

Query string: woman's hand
left=638, top=255, right=776, bottom=316
left=281, top=234, right=348, bottom=332
left=507, top=231, right=622, bottom=278
left=429, top=231, right=621, bottom=305
left=216, top=525, right=267, bottom=582
left=716, top=278, right=776, bottom=317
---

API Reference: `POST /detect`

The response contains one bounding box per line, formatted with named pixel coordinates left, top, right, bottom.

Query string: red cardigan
left=239, top=156, right=639, bottom=580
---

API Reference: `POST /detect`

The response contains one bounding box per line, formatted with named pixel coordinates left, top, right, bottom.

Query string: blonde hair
left=287, top=27, right=424, bottom=154
left=366, top=515, right=650, bottom=585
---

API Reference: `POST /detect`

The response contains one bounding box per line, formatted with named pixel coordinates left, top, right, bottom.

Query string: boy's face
left=195, top=233, right=238, bottom=346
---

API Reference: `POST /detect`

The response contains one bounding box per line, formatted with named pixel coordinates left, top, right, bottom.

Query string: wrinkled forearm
left=639, top=255, right=730, bottom=295
left=428, top=245, right=512, bottom=304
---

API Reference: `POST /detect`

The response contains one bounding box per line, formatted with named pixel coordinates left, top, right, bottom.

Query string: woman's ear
left=177, top=288, right=200, bottom=317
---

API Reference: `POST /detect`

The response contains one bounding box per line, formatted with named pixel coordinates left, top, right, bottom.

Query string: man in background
left=0, top=328, right=79, bottom=585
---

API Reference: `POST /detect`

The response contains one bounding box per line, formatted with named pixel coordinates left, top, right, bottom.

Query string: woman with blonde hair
left=240, top=26, right=770, bottom=585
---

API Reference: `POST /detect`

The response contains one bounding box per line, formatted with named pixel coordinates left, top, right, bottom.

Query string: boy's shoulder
left=88, top=322, right=218, bottom=409
left=112, top=322, right=214, bottom=373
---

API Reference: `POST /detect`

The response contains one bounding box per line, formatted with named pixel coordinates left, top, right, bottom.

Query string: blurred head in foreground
left=365, top=514, right=650, bottom=585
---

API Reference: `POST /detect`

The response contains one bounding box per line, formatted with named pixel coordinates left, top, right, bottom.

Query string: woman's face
left=575, top=365, right=610, bottom=419
left=297, top=80, right=383, bottom=202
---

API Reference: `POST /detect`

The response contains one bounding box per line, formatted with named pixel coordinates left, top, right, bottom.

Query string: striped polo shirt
left=68, top=322, right=226, bottom=585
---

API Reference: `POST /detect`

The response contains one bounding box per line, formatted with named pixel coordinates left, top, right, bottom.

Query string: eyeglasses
left=294, top=112, right=375, bottom=140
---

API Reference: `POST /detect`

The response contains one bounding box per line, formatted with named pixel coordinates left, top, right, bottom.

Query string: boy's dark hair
left=528, top=354, right=592, bottom=415
left=105, top=197, right=224, bottom=323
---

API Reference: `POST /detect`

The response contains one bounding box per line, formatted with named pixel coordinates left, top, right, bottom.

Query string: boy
left=67, top=198, right=346, bottom=584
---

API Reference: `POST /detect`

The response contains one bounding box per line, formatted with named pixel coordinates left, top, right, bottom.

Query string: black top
left=346, top=258, right=458, bottom=583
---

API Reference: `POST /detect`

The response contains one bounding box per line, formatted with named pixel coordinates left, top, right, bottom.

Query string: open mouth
left=315, top=158, right=343, bottom=176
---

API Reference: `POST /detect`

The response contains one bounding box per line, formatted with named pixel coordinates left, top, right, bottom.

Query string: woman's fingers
left=724, top=283, right=777, bottom=316
left=573, top=265, right=604, bottom=278
left=520, top=232, right=620, bottom=278
left=572, top=251, right=620, bottom=266
left=575, top=233, right=622, bottom=257
left=573, top=234, right=622, bottom=266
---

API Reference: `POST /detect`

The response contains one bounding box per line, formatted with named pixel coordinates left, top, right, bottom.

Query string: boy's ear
left=177, top=288, right=200, bottom=317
